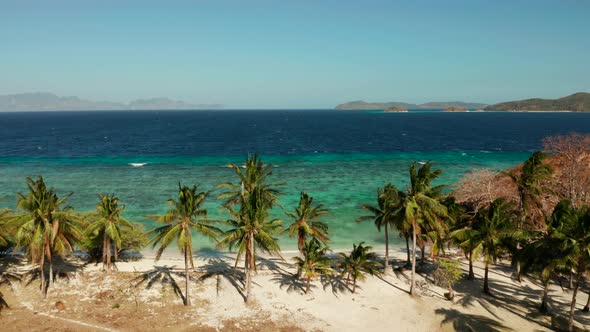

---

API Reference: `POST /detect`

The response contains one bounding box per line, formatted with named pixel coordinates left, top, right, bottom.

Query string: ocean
left=1, top=110, right=589, bottom=251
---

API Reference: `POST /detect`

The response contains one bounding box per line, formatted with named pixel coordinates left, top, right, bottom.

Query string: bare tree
left=543, top=133, right=590, bottom=207
left=453, top=168, right=514, bottom=212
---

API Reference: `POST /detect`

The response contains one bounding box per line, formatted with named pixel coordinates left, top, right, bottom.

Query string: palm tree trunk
left=384, top=225, right=389, bottom=272
left=102, top=233, right=107, bottom=271
left=352, top=276, right=357, bottom=293
left=106, top=237, right=112, bottom=272
left=245, top=236, right=253, bottom=303
left=184, top=244, right=190, bottom=306
left=583, top=290, right=590, bottom=312
left=405, top=235, right=411, bottom=267
left=40, top=250, right=46, bottom=297
left=568, top=271, right=582, bottom=332
left=306, top=277, right=311, bottom=294
left=468, top=250, right=475, bottom=280
left=410, top=220, right=417, bottom=295
left=483, top=262, right=490, bottom=295
left=540, top=279, right=549, bottom=313
left=47, top=244, right=54, bottom=288
left=49, top=258, right=54, bottom=288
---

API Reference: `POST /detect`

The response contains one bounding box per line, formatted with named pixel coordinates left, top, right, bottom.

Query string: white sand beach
left=1, top=247, right=588, bottom=331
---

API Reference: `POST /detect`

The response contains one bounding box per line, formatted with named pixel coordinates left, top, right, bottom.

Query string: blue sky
left=0, top=0, right=589, bottom=108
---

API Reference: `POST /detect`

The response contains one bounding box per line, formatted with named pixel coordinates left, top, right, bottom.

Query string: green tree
left=433, top=258, right=462, bottom=300
left=150, top=183, right=221, bottom=306
left=293, top=238, right=333, bottom=294
left=453, top=198, right=517, bottom=295
left=286, top=192, right=329, bottom=254
left=401, top=162, right=449, bottom=295
left=217, top=154, right=283, bottom=303
left=85, top=194, right=133, bottom=272
left=521, top=201, right=575, bottom=313
left=11, top=177, right=80, bottom=296
left=505, top=151, right=553, bottom=281
left=338, top=242, right=382, bottom=293
left=357, top=184, right=406, bottom=271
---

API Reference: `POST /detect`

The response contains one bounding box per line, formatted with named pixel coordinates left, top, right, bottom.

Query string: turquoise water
left=0, top=151, right=528, bottom=251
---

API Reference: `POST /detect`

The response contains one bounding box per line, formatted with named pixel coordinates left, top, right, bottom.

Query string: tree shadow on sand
left=196, top=254, right=246, bottom=302
left=435, top=308, right=513, bottom=332
left=133, top=265, right=188, bottom=304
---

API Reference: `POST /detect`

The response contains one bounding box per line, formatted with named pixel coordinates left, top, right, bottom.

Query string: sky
left=0, top=0, right=589, bottom=109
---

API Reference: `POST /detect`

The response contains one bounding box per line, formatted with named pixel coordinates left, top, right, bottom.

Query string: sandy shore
left=1, top=247, right=589, bottom=331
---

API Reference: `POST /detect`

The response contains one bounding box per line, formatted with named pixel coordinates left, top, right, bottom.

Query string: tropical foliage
left=357, top=184, right=406, bottom=271
left=286, top=192, right=329, bottom=253
left=10, top=177, right=81, bottom=296
left=217, top=154, right=283, bottom=303
left=338, top=242, right=381, bottom=293
left=150, top=183, right=221, bottom=305
left=293, top=238, right=333, bottom=293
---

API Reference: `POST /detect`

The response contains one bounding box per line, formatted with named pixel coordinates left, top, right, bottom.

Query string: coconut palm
left=505, top=151, right=553, bottom=224
left=357, top=184, right=405, bottom=271
left=401, top=162, right=449, bottom=295
left=505, top=151, right=553, bottom=281
left=85, top=194, right=133, bottom=272
left=453, top=198, right=518, bottom=295
left=217, top=154, right=283, bottom=303
left=150, top=183, right=221, bottom=306
left=0, top=209, right=12, bottom=248
left=293, top=238, right=333, bottom=293
left=543, top=203, right=590, bottom=331
left=286, top=192, right=329, bottom=253
left=521, top=200, right=575, bottom=313
left=11, top=177, right=80, bottom=296
left=338, top=242, right=381, bottom=293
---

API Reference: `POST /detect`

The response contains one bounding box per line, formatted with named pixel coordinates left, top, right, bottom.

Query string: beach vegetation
left=293, top=237, right=333, bottom=294
left=149, top=183, right=221, bottom=306
left=286, top=192, right=329, bottom=254
left=400, top=162, right=449, bottom=295
left=338, top=242, right=381, bottom=293
left=433, top=258, right=462, bottom=300
left=357, top=184, right=406, bottom=271
left=10, top=177, right=81, bottom=297
left=83, top=194, right=133, bottom=272
left=217, top=154, right=283, bottom=303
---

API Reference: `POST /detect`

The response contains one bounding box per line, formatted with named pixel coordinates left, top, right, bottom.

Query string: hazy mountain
left=0, top=92, right=223, bottom=111
left=335, top=100, right=487, bottom=110
left=484, top=92, right=590, bottom=112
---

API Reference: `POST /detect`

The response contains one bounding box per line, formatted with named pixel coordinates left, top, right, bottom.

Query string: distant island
left=335, top=101, right=488, bottom=110
left=443, top=106, right=468, bottom=112
left=0, top=92, right=224, bottom=111
left=484, top=92, right=590, bottom=112
left=384, top=106, right=408, bottom=113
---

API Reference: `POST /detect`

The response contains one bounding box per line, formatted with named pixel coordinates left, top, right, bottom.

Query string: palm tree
left=150, top=183, right=221, bottom=306
left=85, top=194, right=133, bottom=272
left=506, top=151, right=553, bottom=223
left=11, top=177, right=80, bottom=296
left=338, top=242, right=381, bottom=293
left=286, top=192, right=329, bottom=253
left=453, top=198, right=517, bottom=295
left=401, top=162, right=449, bottom=295
left=541, top=203, right=590, bottom=331
left=293, top=238, right=333, bottom=293
left=521, top=201, right=575, bottom=313
left=505, top=151, right=553, bottom=281
left=217, top=154, right=283, bottom=303
left=0, top=209, right=12, bottom=249
left=357, top=184, right=405, bottom=271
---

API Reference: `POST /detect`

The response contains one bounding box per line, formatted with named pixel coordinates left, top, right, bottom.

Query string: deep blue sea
left=1, top=110, right=589, bottom=251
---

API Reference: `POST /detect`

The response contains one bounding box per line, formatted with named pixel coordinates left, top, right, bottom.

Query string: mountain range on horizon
left=0, top=92, right=223, bottom=111
left=335, top=100, right=488, bottom=110
left=336, top=92, right=590, bottom=112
